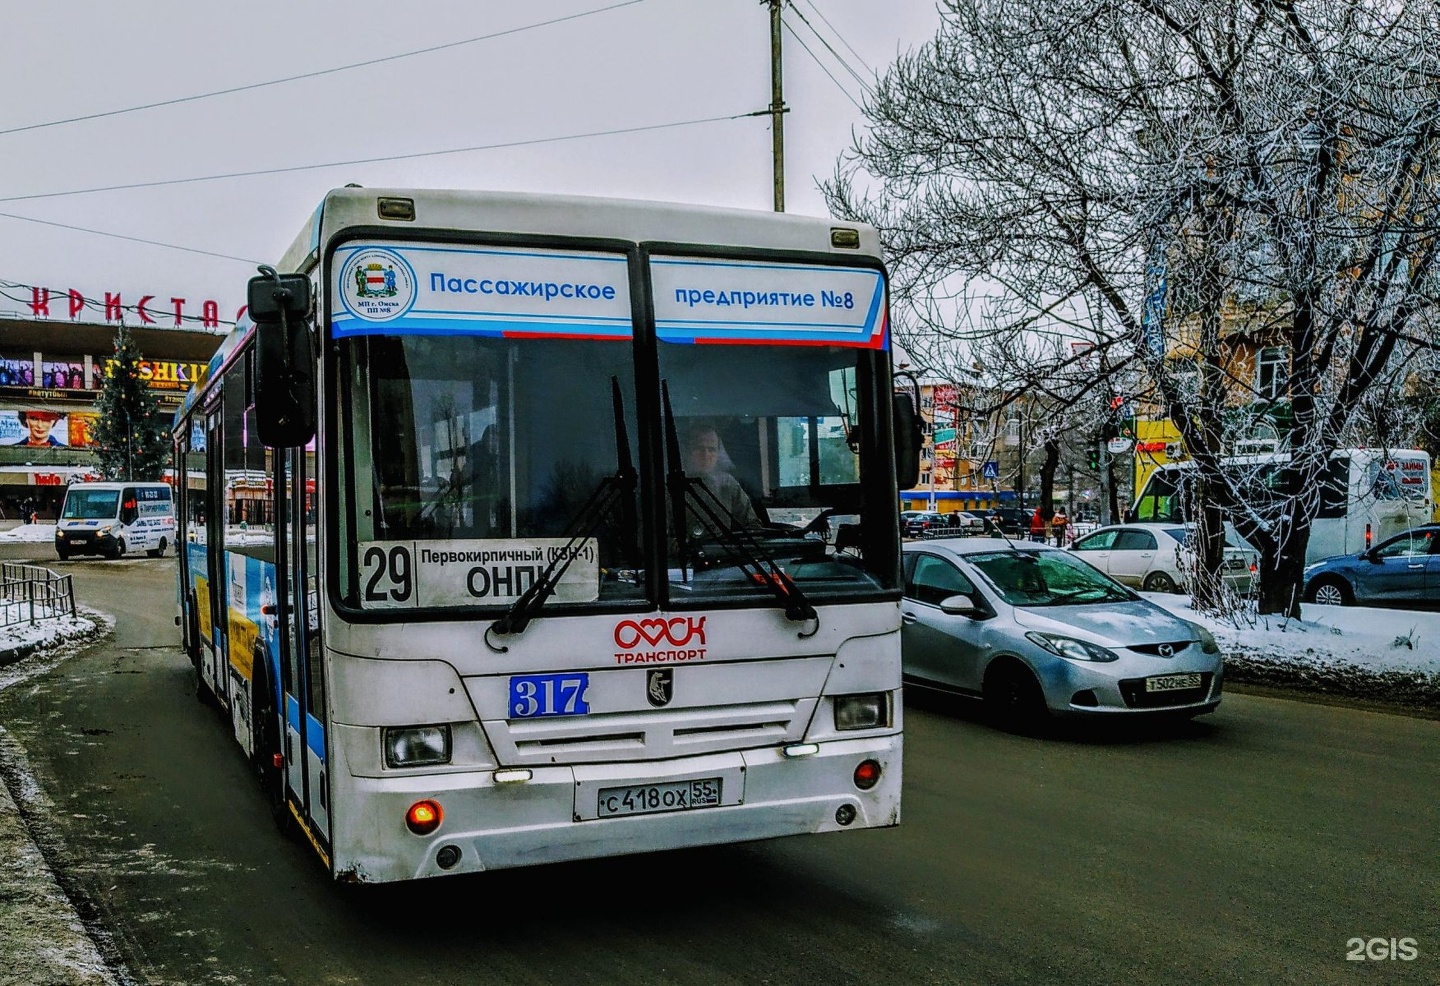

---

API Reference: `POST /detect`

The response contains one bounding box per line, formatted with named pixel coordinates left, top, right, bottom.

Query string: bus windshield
left=660, top=340, right=891, bottom=600
left=62, top=488, right=120, bottom=520
left=339, top=332, right=642, bottom=611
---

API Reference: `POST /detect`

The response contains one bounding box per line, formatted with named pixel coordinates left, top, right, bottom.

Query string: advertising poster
left=68, top=412, right=97, bottom=448
left=43, top=360, right=88, bottom=390
left=0, top=409, right=71, bottom=447
left=0, top=357, right=36, bottom=388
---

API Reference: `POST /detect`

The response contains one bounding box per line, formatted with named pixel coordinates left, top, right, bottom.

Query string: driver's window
left=1074, top=529, right=1117, bottom=551
left=120, top=487, right=138, bottom=525
left=1377, top=533, right=1431, bottom=558
left=908, top=554, right=976, bottom=606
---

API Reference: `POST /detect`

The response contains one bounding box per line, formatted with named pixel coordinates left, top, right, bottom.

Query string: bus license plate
left=597, top=778, right=722, bottom=818
left=1146, top=673, right=1202, bottom=692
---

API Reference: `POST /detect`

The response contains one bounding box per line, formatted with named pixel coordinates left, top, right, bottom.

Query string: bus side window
left=120, top=488, right=138, bottom=524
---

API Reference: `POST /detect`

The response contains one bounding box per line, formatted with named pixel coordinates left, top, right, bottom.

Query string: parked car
left=982, top=506, right=1029, bottom=538
left=901, top=539, right=1223, bottom=728
left=1302, top=524, right=1440, bottom=607
left=903, top=511, right=954, bottom=539
left=1069, top=522, right=1258, bottom=594
left=950, top=510, right=986, bottom=534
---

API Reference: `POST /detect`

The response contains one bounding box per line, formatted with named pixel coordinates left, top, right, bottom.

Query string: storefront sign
left=28, top=286, right=241, bottom=329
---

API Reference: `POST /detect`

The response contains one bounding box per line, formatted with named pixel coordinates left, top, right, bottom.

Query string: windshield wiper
left=488, top=378, right=638, bottom=646
left=662, top=382, right=817, bottom=627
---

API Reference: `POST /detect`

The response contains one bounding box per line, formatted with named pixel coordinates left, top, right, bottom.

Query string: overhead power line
left=796, top=0, right=873, bottom=75
left=0, top=211, right=262, bottom=264
left=0, top=0, right=651, bottom=138
left=0, top=111, right=754, bottom=204
left=785, top=1, right=873, bottom=97
left=781, top=18, right=866, bottom=113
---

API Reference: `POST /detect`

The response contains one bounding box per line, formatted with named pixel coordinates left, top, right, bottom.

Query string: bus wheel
left=110, top=538, right=126, bottom=559
left=1307, top=577, right=1352, bottom=606
left=983, top=659, right=1049, bottom=735
left=147, top=537, right=167, bottom=558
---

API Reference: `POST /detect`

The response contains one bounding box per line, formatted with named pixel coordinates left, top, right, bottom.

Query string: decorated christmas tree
left=91, top=327, right=169, bottom=481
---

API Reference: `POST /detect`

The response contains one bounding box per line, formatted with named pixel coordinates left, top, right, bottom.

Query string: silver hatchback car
left=902, top=538, right=1223, bottom=729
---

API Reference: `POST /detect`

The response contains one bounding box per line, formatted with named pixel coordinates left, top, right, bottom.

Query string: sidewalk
left=0, top=607, right=117, bottom=985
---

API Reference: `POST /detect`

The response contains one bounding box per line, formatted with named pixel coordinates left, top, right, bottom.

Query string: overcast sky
left=0, top=0, right=942, bottom=325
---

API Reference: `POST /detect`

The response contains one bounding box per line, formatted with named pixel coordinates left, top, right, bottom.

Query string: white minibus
left=55, top=481, right=177, bottom=559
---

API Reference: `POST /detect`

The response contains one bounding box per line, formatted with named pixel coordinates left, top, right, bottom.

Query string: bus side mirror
left=249, top=270, right=317, bottom=448
left=892, top=393, right=922, bottom=490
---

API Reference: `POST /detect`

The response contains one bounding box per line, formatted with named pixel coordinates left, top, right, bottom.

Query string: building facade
left=0, top=306, right=227, bottom=519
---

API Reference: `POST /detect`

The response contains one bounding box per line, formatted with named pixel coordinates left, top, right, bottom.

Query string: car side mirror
left=939, top=593, right=983, bottom=617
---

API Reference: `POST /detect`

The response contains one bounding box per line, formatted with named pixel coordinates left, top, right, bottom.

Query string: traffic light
left=1087, top=448, right=1100, bottom=470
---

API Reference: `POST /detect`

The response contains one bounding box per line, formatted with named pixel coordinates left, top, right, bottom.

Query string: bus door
left=204, top=410, right=230, bottom=707
left=282, top=445, right=329, bottom=836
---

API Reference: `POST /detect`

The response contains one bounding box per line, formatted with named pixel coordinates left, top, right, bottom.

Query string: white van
left=55, top=481, right=177, bottom=560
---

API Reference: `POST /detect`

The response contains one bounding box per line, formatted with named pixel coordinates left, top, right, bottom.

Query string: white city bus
left=173, top=188, right=916, bottom=884
left=1129, top=448, right=1434, bottom=563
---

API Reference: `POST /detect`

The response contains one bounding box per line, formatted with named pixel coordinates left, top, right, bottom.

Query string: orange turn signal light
left=406, top=799, right=443, bottom=835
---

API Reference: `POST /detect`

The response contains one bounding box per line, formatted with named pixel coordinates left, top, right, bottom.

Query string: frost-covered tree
left=92, top=327, right=169, bottom=481
left=828, top=0, right=1440, bottom=615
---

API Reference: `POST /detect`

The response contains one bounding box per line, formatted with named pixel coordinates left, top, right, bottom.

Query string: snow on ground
left=1146, top=592, right=1440, bottom=709
left=0, top=521, right=59, bottom=544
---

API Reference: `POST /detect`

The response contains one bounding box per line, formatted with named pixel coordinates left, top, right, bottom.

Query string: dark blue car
left=1302, top=524, right=1440, bottom=607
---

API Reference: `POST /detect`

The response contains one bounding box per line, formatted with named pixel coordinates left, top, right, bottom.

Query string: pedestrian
left=985, top=509, right=1003, bottom=536
left=1029, top=507, right=1046, bottom=542
left=1051, top=506, right=1069, bottom=546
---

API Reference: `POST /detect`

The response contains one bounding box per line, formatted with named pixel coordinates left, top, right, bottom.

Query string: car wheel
left=1143, top=571, right=1179, bottom=593
left=110, top=538, right=126, bottom=559
left=146, top=536, right=168, bottom=558
left=983, top=660, right=1049, bottom=734
left=56, top=548, right=70, bottom=562
left=1307, top=577, right=1352, bottom=606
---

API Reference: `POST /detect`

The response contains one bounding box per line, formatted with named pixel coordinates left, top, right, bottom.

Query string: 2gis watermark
left=1345, top=937, right=1419, bottom=962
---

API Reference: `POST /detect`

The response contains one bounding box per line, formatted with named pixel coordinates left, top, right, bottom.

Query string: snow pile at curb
left=1144, top=593, right=1440, bottom=710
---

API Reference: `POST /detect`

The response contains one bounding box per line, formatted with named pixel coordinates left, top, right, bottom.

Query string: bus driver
left=684, top=424, right=761, bottom=533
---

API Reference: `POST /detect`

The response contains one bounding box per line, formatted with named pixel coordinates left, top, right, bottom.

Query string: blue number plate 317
left=509, top=673, right=590, bottom=718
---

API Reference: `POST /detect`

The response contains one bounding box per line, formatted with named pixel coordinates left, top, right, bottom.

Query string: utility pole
left=767, top=0, right=785, bottom=212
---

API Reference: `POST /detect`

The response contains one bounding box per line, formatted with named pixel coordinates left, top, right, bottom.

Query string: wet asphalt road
left=0, top=542, right=1436, bottom=985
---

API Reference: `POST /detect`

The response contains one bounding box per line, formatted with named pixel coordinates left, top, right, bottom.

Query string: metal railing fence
left=0, top=562, right=78, bottom=627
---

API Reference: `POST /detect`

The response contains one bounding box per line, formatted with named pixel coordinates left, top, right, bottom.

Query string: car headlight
left=383, top=724, right=452, bottom=768
left=1193, top=625, right=1221, bottom=655
left=55, top=530, right=65, bottom=539
left=834, top=692, right=891, bottom=730
left=96, top=525, right=113, bottom=536
left=1024, top=632, right=1120, bottom=663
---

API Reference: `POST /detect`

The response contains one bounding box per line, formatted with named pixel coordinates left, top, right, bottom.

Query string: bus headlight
left=834, top=692, right=890, bottom=730
left=383, top=725, right=452, bottom=768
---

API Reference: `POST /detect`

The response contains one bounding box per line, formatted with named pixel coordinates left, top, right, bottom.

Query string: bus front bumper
left=330, top=734, right=902, bottom=884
